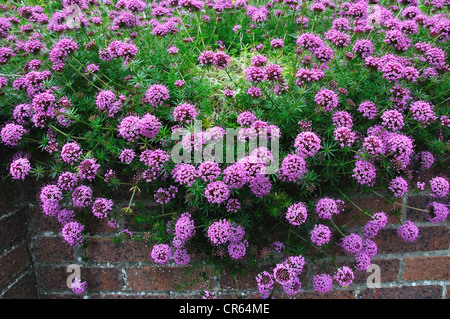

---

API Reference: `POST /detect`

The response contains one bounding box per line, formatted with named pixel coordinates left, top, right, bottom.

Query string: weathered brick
left=405, top=195, right=432, bottom=223
left=30, top=204, right=61, bottom=232
left=38, top=266, right=123, bottom=292
left=126, top=266, right=211, bottom=291
left=0, top=210, right=27, bottom=250
left=293, top=289, right=355, bottom=299
left=353, top=258, right=400, bottom=284
left=83, top=267, right=123, bottom=291
left=86, top=238, right=150, bottom=262
left=403, top=256, right=450, bottom=281
left=373, top=226, right=449, bottom=254
left=0, top=244, right=29, bottom=288
left=336, top=196, right=401, bottom=226
left=84, top=216, right=117, bottom=233
left=357, top=285, right=442, bottom=299
left=34, top=237, right=75, bottom=262
left=2, top=271, right=37, bottom=299
left=37, top=266, right=74, bottom=291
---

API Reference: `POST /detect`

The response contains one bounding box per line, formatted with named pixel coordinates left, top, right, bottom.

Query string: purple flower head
left=1, top=123, right=26, bottom=147
left=362, top=239, right=378, bottom=258
left=353, top=39, right=374, bottom=58
left=296, top=33, right=324, bottom=51
left=357, top=101, right=378, bottom=119
left=237, top=111, right=257, bottom=127
left=334, top=266, right=354, bottom=287
left=146, top=84, right=170, bottom=108
left=256, top=271, right=274, bottom=289
left=295, top=67, right=325, bottom=86
left=294, top=131, right=321, bottom=158
left=173, top=103, right=197, bottom=123
left=9, top=158, right=31, bottom=180
left=340, top=233, right=363, bottom=255
left=251, top=55, right=268, bottom=67
left=205, top=181, right=230, bottom=204
left=315, top=197, right=339, bottom=219
left=352, top=160, right=377, bottom=187
left=61, top=221, right=84, bottom=247
left=334, top=127, right=356, bottom=148
left=313, top=274, right=333, bottom=294
left=173, top=248, right=191, bottom=265
left=354, top=251, right=371, bottom=271
left=197, top=161, right=221, bottom=183
left=310, top=224, right=331, bottom=247
left=213, top=51, right=230, bottom=70
left=244, top=66, right=266, bottom=83
left=397, top=220, right=419, bottom=242
left=138, top=113, right=162, bottom=139
left=228, top=240, right=248, bottom=259
left=273, top=262, right=295, bottom=285
left=175, top=212, right=196, bottom=242
left=207, top=219, right=232, bottom=245
left=332, top=111, right=353, bottom=128
left=279, top=154, right=308, bottom=182
left=118, top=115, right=140, bottom=142
left=78, top=158, right=100, bottom=182
left=314, top=89, right=338, bottom=112
left=172, top=163, right=197, bottom=186
left=119, top=148, right=136, bottom=164
left=71, top=277, right=87, bottom=295
left=429, top=177, right=449, bottom=198
left=151, top=243, right=172, bottom=264
left=410, top=101, right=437, bottom=127
left=381, top=110, right=404, bottom=131
left=286, top=202, right=308, bottom=226
left=389, top=176, right=408, bottom=197
left=72, top=185, right=93, bottom=208
left=92, top=198, right=113, bottom=219
left=426, top=202, right=449, bottom=224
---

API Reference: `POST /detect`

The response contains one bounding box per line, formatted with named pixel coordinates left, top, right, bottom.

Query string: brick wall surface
left=1, top=154, right=449, bottom=299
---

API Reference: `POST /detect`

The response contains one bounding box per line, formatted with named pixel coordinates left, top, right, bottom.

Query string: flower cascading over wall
left=0, top=0, right=449, bottom=298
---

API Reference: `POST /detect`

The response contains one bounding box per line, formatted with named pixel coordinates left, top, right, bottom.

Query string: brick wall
left=24, top=190, right=450, bottom=299
left=0, top=176, right=38, bottom=298
left=1, top=150, right=449, bottom=299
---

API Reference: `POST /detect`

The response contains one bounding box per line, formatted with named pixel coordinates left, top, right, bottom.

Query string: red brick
left=30, top=204, right=61, bottom=232
left=37, top=266, right=75, bottom=291
left=0, top=244, right=28, bottom=288
left=84, top=216, right=117, bottom=233
left=336, top=196, right=401, bottom=226
left=405, top=195, right=432, bottom=223
left=34, top=237, right=75, bottom=262
left=83, top=267, right=123, bottom=291
left=126, top=266, right=211, bottom=291
left=353, top=258, right=400, bottom=284
left=0, top=210, right=27, bottom=250
left=357, top=285, right=442, bottom=299
left=40, top=293, right=83, bottom=299
left=403, top=256, right=450, bottom=281
left=86, top=238, right=150, bottom=262
left=374, top=226, right=449, bottom=254
left=2, top=271, right=37, bottom=299
left=220, top=265, right=307, bottom=290
left=38, top=266, right=122, bottom=292
left=293, top=290, right=355, bottom=299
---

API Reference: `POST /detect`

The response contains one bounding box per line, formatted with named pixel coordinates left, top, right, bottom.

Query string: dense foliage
left=0, top=0, right=449, bottom=298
